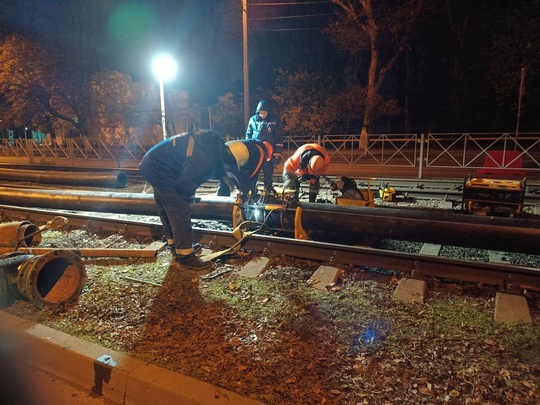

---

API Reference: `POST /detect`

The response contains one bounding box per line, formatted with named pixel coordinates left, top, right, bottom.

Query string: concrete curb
left=0, top=311, right=264, bottom=405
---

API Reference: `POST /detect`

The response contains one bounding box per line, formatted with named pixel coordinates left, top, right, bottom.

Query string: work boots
left=168, top=243, right=202, bottom=258
left=175, top=252, right=212, bottom=270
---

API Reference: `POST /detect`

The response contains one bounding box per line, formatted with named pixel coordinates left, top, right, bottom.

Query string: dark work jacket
left=245, top=100, right=283, bottom=155
left=139, top=130, right=227, bottom=200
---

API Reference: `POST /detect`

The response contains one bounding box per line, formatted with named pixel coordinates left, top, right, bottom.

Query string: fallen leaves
left=3, top=224, right=540, bottom=404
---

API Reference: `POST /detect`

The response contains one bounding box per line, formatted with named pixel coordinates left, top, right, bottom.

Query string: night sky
left=0, top=0, right=336, bottom=106
left=1, top=1, right=539, bottom=131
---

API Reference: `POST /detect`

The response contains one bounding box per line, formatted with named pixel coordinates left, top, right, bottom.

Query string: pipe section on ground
left=0, top=250, right=86, bottom=309
left=0, top=168, right=128, bottom=188
left=0, top=221, right=42, bottom=248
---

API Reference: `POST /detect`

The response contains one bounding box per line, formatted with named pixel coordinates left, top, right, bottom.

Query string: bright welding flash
left=254, top=209, right=263, bottom=222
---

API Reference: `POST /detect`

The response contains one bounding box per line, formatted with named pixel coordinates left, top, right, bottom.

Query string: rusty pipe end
left=0, top=222, right=41, bottom=248
left=16, top=249, right=87, bottom=309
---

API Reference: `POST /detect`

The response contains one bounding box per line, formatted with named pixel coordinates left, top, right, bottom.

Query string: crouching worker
left=217, top=139, right=274, bottom=198
left=282, top=143, right=330, bottom=202
left=139, top=129, right=236, bottom=270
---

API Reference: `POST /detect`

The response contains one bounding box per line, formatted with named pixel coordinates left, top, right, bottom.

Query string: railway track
left=1, top=204, right=539, bottom=295
left=2, top=171, right=540, bottom=404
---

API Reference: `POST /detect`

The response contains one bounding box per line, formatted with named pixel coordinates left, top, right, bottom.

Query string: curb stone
left=0, top=311, right=264, bottom=405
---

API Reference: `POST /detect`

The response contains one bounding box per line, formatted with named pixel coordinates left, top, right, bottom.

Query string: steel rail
left=1, top=204, right=539, bottom=293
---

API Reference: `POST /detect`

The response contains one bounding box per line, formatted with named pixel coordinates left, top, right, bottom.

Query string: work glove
left=221, top=174, right=238, bottom=194
left=300, top=174, right=315, bottom=182
left=281, top=179, right=295, bottom=199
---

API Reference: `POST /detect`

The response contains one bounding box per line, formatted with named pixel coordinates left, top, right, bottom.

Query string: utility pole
left=242, top=0, right=250, bottom=128
left=514, top=67, right=526, bottom=150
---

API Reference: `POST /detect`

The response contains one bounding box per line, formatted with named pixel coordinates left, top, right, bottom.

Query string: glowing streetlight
left=152, top=54, right=178, bottom=140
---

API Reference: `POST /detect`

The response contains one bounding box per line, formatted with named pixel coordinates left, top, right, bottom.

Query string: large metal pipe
left=0, top=187, right=235, bottom=218
left=0, top=187, right=539, bottom=254
left=0, top=250, right=87, bottom=309
left=296, top=202, right=540, bottom=254
left=0, top=168, right=128, bottom=188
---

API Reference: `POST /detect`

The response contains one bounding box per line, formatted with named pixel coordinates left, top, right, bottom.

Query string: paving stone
left=307, top=265, right=342, bottom=290
left=238, top=256, right=271, bottom=278
left=392, top=277, right=426, bottom=304
left=419, top=243, right=441, bottom=256
left=439, top=201, right=454, bottom=209
left=488, top=250, right=508, bottom=264
left=494, top=292, right=533, bottom=324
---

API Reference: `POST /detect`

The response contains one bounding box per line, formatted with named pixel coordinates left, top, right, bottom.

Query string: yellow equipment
left=462, top=176, right=526, bottom=217
left=332, top=177, right=375, bottom=207
left=379, top=183, right=397, bottom=202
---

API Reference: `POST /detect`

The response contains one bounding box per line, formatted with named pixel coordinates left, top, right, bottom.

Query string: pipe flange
left=16, top=249, right=87, bottom=309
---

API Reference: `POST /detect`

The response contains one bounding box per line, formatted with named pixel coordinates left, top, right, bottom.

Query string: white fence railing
left=1, top=133, right=539, bottom=177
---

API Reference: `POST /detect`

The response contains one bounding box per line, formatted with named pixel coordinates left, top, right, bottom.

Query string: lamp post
left=242, top=0, right=250, bottom=128
left=152, top=54, right=178, bottom=140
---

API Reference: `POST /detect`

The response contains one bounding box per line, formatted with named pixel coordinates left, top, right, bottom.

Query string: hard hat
left=308, top=155, right=325, bottom=176
left=226, top=141, right=249, bottom=169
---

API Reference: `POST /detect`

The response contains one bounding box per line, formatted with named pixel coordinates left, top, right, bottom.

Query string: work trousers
left=261, top=159, right=275, bottom=191
left=152, top=185, right=193, bottom=255
left=283, top=172, right=320, bottom=202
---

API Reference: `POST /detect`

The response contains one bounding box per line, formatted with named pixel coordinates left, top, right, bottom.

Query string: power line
left=251, top=27, right=328, bottom=31
left=251, top=1, right=333, bottom=6
left=249, top=12, right=335, bottom=21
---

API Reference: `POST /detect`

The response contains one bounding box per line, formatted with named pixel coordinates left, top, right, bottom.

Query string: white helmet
left=308, top=155, right=325, bottom=175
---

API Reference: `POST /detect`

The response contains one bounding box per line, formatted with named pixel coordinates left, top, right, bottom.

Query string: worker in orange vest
left=282, top=143, right=330, bottom=202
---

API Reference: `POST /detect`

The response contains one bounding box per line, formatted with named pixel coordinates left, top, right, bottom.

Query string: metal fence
left=1, top=133, right=538, bottom=178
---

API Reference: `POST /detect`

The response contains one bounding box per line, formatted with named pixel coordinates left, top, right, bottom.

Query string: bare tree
left=0, top=34, right=134, bottom=139
left=329, top=0, right=427, bottom=148
left=0, top=35, right=78, bottom=132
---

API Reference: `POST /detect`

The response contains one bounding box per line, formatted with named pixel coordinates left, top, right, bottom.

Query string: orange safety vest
left=283, top=143, right=330, bottom=177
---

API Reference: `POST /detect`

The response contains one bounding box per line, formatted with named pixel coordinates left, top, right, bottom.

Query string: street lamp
left=152, top=54, right=178, bottom=140
left=242, top=0, right=250, bottom=128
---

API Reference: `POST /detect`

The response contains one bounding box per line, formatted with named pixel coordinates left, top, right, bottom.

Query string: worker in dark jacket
left=217, top=139, right=273, bottom=198
left=245, top=100, right=284, bottom=193
left=282, top=143, right=330, bottom=202
left=139, top=130, right=235, bottom=270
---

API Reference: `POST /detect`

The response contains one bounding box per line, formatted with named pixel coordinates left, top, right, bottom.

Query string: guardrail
left=1, top=133, right=539, bottom=178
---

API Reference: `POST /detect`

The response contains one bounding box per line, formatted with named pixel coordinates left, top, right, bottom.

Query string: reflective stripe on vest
left=171, top=135, right=195, bottom=158
left=249, top=144, right=266, bottom=178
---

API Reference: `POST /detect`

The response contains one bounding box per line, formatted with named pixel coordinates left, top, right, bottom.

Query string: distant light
left=363, top=327, right=376, bottom=344
left=152, top=54, right=178, bottom=82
